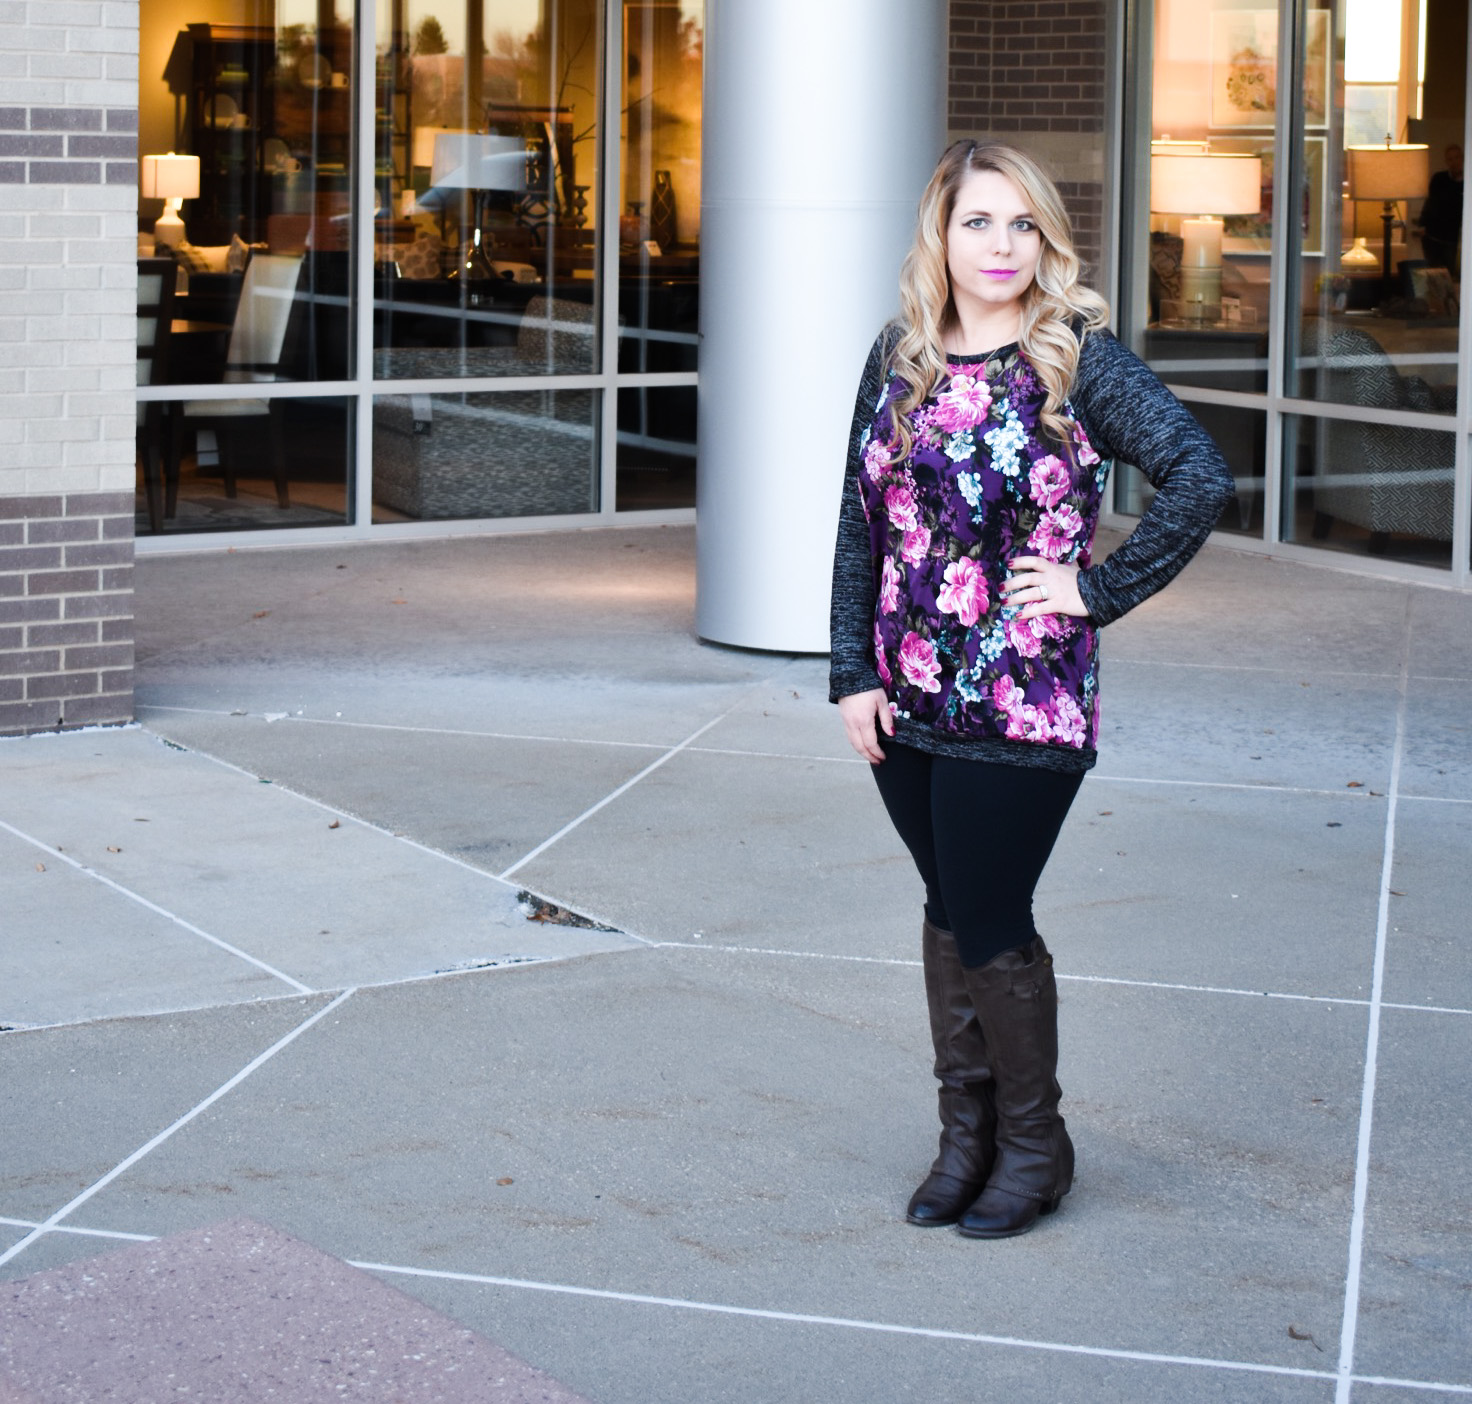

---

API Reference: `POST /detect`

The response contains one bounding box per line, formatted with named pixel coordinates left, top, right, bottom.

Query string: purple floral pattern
left=857, top=349, right=1111, bottom=751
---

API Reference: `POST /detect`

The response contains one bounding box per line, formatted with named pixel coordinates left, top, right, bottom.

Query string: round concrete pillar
left=695, top=0, right=948, bottom=652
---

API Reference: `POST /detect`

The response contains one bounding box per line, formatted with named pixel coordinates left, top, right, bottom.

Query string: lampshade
left=429, top=133, right=528, bottom=191
left=412, top=125, right=462, bottom=170
left=1346, top=142, right=1429, bottom=201
left=140, top=152, right=200, bottom=200
left=1149, top=153, right=1262, bottom=215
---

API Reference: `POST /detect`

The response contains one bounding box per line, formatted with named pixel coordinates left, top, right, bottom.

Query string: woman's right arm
left=828, top=332, right=890, bottom=706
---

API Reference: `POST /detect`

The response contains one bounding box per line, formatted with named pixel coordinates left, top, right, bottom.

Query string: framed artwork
left=1217, top=135, right=1325, bottom=256
left=1210, top=9, right=1331, bottom=129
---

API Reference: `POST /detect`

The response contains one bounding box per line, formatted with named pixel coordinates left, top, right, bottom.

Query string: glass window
left=1289, top=0, right=1463, bottom=412
left=1280, top=412, right=1454, bottom=567
left=137, top=0, right=358, bottom=533
left=137, top=6, right=359, bottom=384
left=617, top=3, right=702, bottom=375
left=615, top=385, right=695, bottom=509
left=136, top=393, right=354, bottom=534
left=1134, top=2, right=1282, bottom=374
left=371, top=384, right=599, bottom=520
left=372, top=0, right=603, bottom=377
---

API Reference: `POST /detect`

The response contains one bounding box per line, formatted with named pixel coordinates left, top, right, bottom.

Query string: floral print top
left=856, top=345, right=1109, bottom=757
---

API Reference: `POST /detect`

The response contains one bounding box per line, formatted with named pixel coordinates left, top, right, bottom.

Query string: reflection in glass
left=1135, top=1, right=1279, bottom=391
left=618, top=3, right=702, bottom=374
left=1281, top=413, right=1453, bottom=567
left=372, top=382, right=598, bottom=520
left=1291, top=1, right=1461, bottom=411
left=134, top=395, right=354, bottom=535
left=1112, top=409, right=1265, bottom=539
left=137, top=3, right=358, bottom=384
left=616, top=386, right=695, bottom=510
left=373, top=0, right=603, bottom=377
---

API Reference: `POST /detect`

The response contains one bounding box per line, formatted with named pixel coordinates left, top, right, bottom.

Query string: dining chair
left=136, top=257, right=178, bottom=532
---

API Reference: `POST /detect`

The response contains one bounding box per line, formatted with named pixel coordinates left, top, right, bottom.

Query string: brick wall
left=0, top=493, right=134, bottom=733
left=949, top=0, right=1109, bottom=277
left=0, top=1, right=139, bottom=735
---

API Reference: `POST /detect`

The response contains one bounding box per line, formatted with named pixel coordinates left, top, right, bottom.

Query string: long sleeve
left=828, top=331, right=891, bottom=702
left=1069, top=329, right=1236, bottom=627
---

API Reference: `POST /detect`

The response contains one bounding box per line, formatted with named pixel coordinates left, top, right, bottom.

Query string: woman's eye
left=1012, top=220, right=1035, bottom=232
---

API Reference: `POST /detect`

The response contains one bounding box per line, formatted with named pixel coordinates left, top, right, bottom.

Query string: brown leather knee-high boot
left=906, top=918, right=998, bottom=1226
left=955, top=935, right=1073, bottom=1238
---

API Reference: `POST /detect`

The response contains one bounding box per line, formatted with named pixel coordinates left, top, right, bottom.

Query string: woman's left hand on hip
left=1002, top=556, right=1089, bottom=620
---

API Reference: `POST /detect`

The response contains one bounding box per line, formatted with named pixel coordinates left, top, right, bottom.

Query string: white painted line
left=0, top=1216, right=156, bottom=1244
left=1089, top=774, right=1382, bottom=800
left=1334, top=610, right=1411, bottom=1404
left=1352, top=1377, right=1472, bottom=1397
left=0, top=989, right=354, bottom=1271
left=165, top=736, right=658, bottom=948
left=1398, top=793, right=1472, bottom=807
left=497, top=707, right=739, bottom=881
left=0, top=817, right=313, bottom=996
left=353, top=1258, right=1335, bottom=1385
left=649, top=943, right=1472, bottom=1017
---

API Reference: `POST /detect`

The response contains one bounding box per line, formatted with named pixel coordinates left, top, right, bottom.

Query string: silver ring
left=1039, top=584, right=1049, bottom=601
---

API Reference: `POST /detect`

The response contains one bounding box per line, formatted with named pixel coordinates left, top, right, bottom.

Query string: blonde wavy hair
left=887, top=140, right=1110, bottom=462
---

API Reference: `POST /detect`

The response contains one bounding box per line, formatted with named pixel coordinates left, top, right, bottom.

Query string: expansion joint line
left=0, top=989, right=355, bottom=1271
left=0, top=817, right=313, bottom=996
left=496, top=698, right=752, bottom=882
left=1334, top=597, right=1412, bottom=1404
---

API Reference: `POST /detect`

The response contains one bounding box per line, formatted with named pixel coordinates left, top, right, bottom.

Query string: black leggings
left=871, top=740, right=1083, bottom=969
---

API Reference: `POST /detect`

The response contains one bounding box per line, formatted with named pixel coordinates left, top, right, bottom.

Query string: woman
left=829, top=141, right=1233, bottom=1239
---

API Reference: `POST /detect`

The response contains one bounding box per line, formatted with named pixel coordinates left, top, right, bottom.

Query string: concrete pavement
left=1, top=524, right=1468, bottom=1402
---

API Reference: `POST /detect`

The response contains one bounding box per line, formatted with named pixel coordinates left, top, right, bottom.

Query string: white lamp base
left=153, top=200, right=186, bottom=248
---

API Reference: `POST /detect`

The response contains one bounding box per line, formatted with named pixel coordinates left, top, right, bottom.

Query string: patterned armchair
left=1300, top=318, right=1455, bottom=549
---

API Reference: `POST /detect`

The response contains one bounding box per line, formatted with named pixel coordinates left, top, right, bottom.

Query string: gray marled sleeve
left=828, top=332, right=890, bottom=702
left=1069, top=329, right=1237, bottom=627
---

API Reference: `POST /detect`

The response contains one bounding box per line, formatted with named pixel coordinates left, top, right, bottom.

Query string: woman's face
left=945, top=168, right=1044, bottom=322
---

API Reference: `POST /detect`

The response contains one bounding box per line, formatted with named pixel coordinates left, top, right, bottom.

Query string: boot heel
left=1038, top=1196, right=1062, bottom=1217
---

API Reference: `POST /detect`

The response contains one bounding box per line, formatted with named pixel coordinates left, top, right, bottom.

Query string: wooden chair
left=136, top=257, right=178, bottom=533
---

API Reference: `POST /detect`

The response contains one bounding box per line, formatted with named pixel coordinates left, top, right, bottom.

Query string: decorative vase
left=650, top=170, right=676, bottom=251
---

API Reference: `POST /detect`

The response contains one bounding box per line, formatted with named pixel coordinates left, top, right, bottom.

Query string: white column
left=695, top=0, right=948, bottom=652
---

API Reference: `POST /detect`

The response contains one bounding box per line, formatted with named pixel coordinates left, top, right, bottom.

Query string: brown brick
left=28, top=569, right=100, bottom=596
left=28, top=671, right=100, bottom=700
left=0, top=598, right=61, bottom=624
left=67, top=492, right=134, bottom=517
left=1, top=648, right=62, bottom=676
left=102, top=565, right=134, bottom=591
left=102, top=515, right=135, bottom=540
left=0, top=699, right=63, bottom=735
left=0, top=524, right=22, bottom=546
left=100, top=618, right=133, bottom=642
left=0, top=496, right=64, bottom=520
left=64, top=642, right=132, bottom=670
left=0, top=626, right=22, bottom=650
left=0, top=677, right=23, bottom=702
left=61, top=693, right=134, bottom=727
left=0, top=575, right=23, bottom=599
left=63, top=544, right=133, bottom=571
left=28, top=620, right=98, bottom=646
left=28, top=517, right=100, bottom=544
left=99, top=667, right=134, bottom=693
left=63, top=592, right=132, bottom=621
left=0, top=545, right=63, bottom=572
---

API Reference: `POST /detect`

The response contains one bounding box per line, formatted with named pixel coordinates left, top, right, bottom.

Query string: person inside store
left=1416, top=143, right=1464, bottom=276
left=829, top=140, right=1234, bottom=1238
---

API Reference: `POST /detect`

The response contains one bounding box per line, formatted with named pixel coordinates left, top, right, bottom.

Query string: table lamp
left=140, top=152, right=201, bottom=249
left=428, top=133, right=528, bottom=280
left=1345, top=139, right=1430, bottom=300
left=1149, top=152, right=1263, bottom=320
